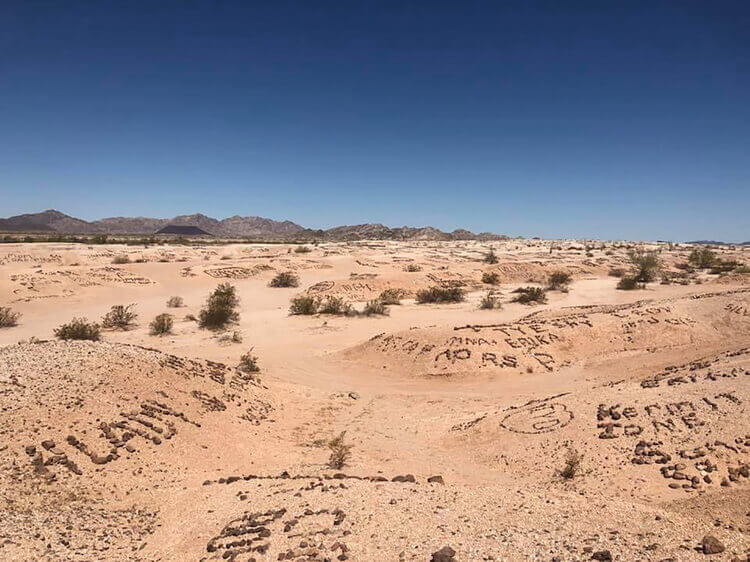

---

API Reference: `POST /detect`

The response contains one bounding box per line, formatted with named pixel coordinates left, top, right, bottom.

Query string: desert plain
left=0, top=238, right=748, bottom=561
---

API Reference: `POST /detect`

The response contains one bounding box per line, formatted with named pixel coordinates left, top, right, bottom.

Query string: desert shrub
left=688, top=247, right=717, bottom=269
left=327, top=431, right=353, bottom=470
left=479, top=292, right=500, bottom=310
left=199, top=283, right=239, bottom=329
left=101, top=304, right=138, bottom=330
left=166, top=296, right=184, bottom=308
left=111, top=255, right=130, bottom=264
left=608, top=268, right=626, bottom=278
left=294, top=245, right=312, bottom=254
left=559, top=448, right=582, bottom=480
left=269, top=271, right=299, bottom=288
left=415, top=286, right=465, bottom=304
left=184, top=313, right=198, bottom=322
left=482, top=272, right=500, bottom=285
left=54, top=318, right=101, bottom=341
left=379, top=288, right=404, bottom=305
left=404, top=264, right=422, bottom=272
left=238, top=349, right=260, bottom=372
left=628, top=248, right=661, bottom=284
left=289, top=295, right=318, bottom=315
left=512, top=286, right=547, bottom=304
left=735, top=265, right=750, bottom=274
left=483, top=248, right=498, bottom=264
left=616, top=276, right=640, bottom=290
left=547, top=271, right=571, bottom=291
left=709, top=260, right=740, bottom=275
left=319, top=296, right=352, bottom=315
left=0, top=307, right=21, bottom=328
left=362, top=299, right=388, bottom=316
left=149, top=313, right=173, bottom=335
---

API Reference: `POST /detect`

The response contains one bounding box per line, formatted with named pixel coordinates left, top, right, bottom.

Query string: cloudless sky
left=1, top=1, right=748, bottom=241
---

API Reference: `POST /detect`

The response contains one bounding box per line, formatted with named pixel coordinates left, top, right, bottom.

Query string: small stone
left=427, top=475, right=445, bottom=485
left=592, top=551, right=612, bottom=561
left=430, top=546, right=456, bottom=562
left=701, top=535, right=725, bottom=555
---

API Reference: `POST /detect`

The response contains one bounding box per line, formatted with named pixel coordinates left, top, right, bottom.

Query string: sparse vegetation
left=628, top=248, right=661, bottom=284
left=479, top=291, right=500, bottom=310
left=0, top=307, right=21, bottom=328
left=219, top=330, right=243, bottom=344
left=294, top=245, right=312, bottom=254
left=688, top=247, right=717, bottom=269
left=616, top=276, right=640, bottom=290
left=404, top=263, right=422, bottom=272
left=327, top=431, right=353, bottom=470
left=483, top=248, right=498, bottom=264
left=149, top=313, right=173, bottom=335
left=166, top=296, right=184, bottom=308
left=238, top=349, right=260, bottom=372
left=547, top=271, right=571, bottom=291
left=415, top=286, right=465, bottom=304
left=362, top=299, right=388, bottom=316
left=512, top=286, right=547, bottom=304
left=319, top=296, right=352, bottom=315
left=111, top=254, right=130, bottom=264
left=378, top=288, right=404, bottom=305
left=101, top=304, right=138, bottom=330
left=558, top=448, right=582, bottom=480
left=482, top=272, right=500, bottom=285
left=289, top=295, right=319, bottom=315
left=184, top=313, right=198, bottom=322
left=199, top=283, right=239, bottom=329
left=54, top=318, right=101, bottom=341
left=608, top=267, right=626, bottom=278
left=269, top=271, right=299, bottom=288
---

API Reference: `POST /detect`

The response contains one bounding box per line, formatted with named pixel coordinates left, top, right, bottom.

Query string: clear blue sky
left=1, top=1, right=748, bottom=241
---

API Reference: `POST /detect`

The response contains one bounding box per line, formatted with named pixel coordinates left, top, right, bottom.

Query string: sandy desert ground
left=0, top=239, right=748, bottom=561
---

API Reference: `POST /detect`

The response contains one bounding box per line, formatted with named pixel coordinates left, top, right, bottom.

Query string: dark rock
left=427, top=475, right=445, bottom=485
left=592, top=551, right=612, bottom=561
left=431, top=546, right=456, bottom=562
left=701, top=535, right=725, bottom=555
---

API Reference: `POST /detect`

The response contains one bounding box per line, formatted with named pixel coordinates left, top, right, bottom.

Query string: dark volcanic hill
left=0, top=210, right=507, bottom=241
left=155, top=224, right=212, bottom=236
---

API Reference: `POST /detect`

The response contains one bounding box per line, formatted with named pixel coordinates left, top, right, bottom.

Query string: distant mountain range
left=0, top=210, right=508, bottom=241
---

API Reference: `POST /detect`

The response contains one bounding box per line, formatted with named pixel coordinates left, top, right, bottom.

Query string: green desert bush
left=319, top=296, right=352, bottom=315
left=289, top=295, right=319, bottom=315
left=616, top=276, right=640, bottom=290
left=512, top=286, right=547, bottom=304
left=415, top=286, right=465, bottom=304
left=327, top=431, right=353, bottom=470
left=559, top=448, right=583, bottom=480
left=269, top=271, right=299, bottom=288
left=0, top=307, right=21, bottom=328
left=688, top=247, right=717, bottom=269
left=547, top=271, right=571, bottom=291
left=149, top=313, right=173, bottom=335
left=238, top=349, right=260, bottom=373
left=166, top=296, right=184, bottom=308
left=54, top=318, right=101, bottom=341
left=378, top=288, right=404, bottom=305
left=628, top=248, right=661, bottom=284
left=101, top=304, right=138, bottom=330
left=482, top=272, right=500, bottom=285
left=362, top=299, right=388, bottom=316
left=479, top=292, right=500, bottom=310
left=199, top=283, right=239, bottom=329
left=483, top=248, right=498, bottom=264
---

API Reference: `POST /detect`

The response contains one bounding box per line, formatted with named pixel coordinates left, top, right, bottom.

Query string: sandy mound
left=343, top=289, right=750, bottom=378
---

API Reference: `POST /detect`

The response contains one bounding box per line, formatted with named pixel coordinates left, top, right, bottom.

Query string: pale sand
left=0, top=240, right=748, bottom=561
